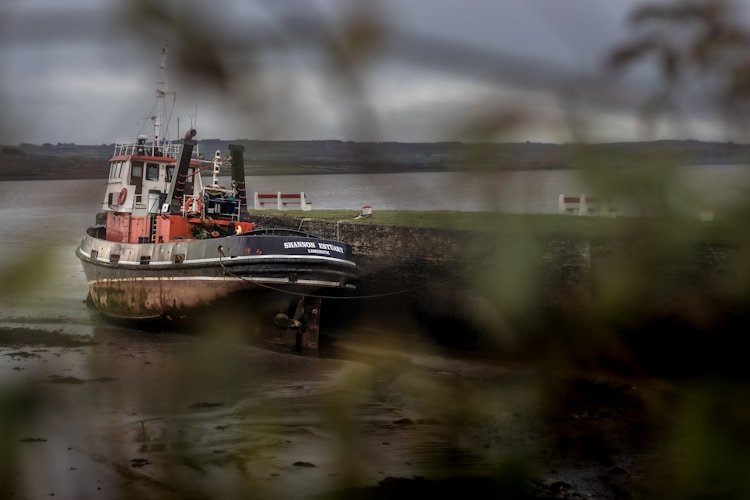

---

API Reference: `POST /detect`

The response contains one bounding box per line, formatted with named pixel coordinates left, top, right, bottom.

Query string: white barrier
left=558, top=194, right=616, bottom=216
left=254, top=192, right=312, bottom=211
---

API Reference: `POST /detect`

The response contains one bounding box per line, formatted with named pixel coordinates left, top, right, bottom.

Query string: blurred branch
left=607, top=0, right=750, bottom=139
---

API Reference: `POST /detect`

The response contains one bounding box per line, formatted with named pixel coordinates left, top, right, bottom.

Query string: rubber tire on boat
left=118, top=188, right=127, bottom=204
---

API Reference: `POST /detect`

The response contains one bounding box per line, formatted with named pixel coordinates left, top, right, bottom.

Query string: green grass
left=248, top=209, right=733, bottom=242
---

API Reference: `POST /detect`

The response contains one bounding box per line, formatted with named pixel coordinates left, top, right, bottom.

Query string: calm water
left=245, top=170, right=583, bottom=212
left=246, top=165, right=750, bottom=214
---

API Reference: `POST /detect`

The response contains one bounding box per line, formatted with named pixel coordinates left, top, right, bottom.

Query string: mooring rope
left=217, top=246, right=430, bottom=300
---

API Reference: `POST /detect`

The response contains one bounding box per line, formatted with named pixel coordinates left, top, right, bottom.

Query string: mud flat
left=0, top=285, right=689, bottom=500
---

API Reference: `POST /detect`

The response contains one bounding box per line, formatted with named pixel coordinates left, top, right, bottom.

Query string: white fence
left=558, top=194, right=617, bottom=217
left=254, top=192, right=312, bottom=211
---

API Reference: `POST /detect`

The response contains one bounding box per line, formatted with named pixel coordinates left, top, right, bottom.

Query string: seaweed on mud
left=18, top=437, right=47, bottom=443
left=47, top=375, right=117, bottom=384
left=3, top=351, right=40, bottom=358
left=48, top=375, right=86, bottom=385
left=0, top=326, right=93, bottom=348
left=188, top=401, right=225, bottom=409
left=293, top=461, right=316, bottom=468
left=1, top=316, right=77, bottom=326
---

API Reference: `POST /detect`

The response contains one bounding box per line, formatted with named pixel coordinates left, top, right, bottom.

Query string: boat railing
left=113, top=138, right=181, bottom=159
left=229, top=201, right=241, bottom=222
left=245, top=228, right=322, bottom=238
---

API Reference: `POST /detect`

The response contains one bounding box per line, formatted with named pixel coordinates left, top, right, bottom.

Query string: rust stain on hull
left=88, top=277, right=274, bottom=319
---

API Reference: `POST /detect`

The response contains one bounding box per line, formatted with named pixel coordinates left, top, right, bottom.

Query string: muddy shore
left=2, top=284, right=732, bottom=499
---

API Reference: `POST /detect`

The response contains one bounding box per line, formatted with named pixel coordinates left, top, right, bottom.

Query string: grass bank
left=248, top=209, right=636, bottom=234
left=248, top=209, right=729, bottom=240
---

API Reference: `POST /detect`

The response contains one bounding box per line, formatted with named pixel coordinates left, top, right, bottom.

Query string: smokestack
left=166, top=130, right=197, bottom=213
left=229, top=144, right=250, bottom=221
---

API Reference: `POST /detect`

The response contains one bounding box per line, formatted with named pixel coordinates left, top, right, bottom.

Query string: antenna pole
left=155, top=42, right=169, bottom=147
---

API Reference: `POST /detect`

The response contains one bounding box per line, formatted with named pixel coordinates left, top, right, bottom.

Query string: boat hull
left=76, top=229, right=359, bottom=320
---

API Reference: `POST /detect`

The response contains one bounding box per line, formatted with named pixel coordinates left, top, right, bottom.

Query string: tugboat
left=75, top=45, right=358, bottom=346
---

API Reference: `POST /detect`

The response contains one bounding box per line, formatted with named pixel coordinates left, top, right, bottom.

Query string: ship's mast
left=154, top=43, right=169, bottom=148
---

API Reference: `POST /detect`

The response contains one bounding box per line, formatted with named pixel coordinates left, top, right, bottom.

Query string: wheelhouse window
left=131, top=161, right=143, bottom=184
left=110, top=161, right=123, bottom=179
left=166, top=165, right=174, bottom=182
left=146, top=162, right=159, bottom=181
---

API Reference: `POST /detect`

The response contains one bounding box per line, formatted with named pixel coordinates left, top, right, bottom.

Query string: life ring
left=117, top=188, right=127, bottom=204
left=185, top=196, right=203, bottom=213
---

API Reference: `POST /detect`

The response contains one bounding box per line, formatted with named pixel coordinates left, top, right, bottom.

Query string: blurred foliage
left=0, top=388, right=38, bottom=497
left=0, top=248, right=54, bottom=301
left=3, top=0, right=750, bottom=498
left=607, top=0, right=750, bottom=137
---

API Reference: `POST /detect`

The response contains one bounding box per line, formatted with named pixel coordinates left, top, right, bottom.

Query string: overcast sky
left=2, top=0, right=749, bottom=145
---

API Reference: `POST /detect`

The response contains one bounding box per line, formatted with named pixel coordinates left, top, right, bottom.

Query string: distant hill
left=1, top=139, right=749, bottom=181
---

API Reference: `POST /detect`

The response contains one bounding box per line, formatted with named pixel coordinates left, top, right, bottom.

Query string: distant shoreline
left=0, top=155, right=573, bottom=182
left=2, top=139, right=749, bottom=181
left=0, top=163, right=573, bottom=182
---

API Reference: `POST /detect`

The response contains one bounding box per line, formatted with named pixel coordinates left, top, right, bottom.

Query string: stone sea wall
left=251, top=213, right=735, bottom=320
left=252, top=213, right=505, bottom=290
left=248, top=214, right=747, bottom=375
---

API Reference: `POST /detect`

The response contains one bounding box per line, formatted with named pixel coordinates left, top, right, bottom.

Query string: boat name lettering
left=284, top=241, right=344, bottom=254
left=317, top=243, right=344, bottom=254
left=284, top=241, right=317, bottom=249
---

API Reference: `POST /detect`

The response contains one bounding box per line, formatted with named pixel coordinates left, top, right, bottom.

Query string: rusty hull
left=76, top=229, right=358, bottom=320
